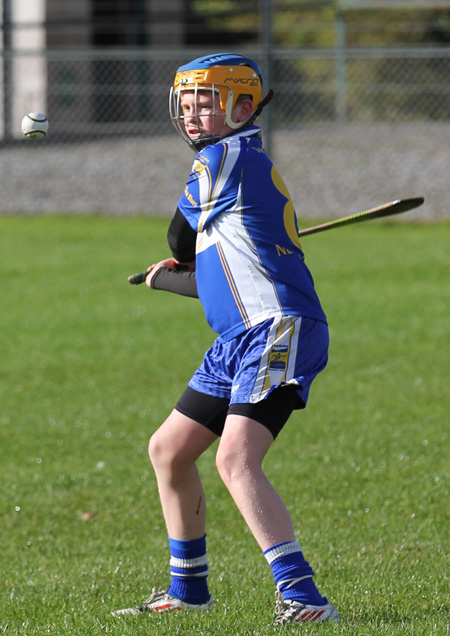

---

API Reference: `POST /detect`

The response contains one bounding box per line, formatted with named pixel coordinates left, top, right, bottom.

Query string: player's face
left=181, top=90, right=229, bottom=141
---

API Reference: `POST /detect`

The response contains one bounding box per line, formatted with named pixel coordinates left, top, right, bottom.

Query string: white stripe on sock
left=170, top=555, right=208, bottom=569
left=264, top=541, right=302, bottom=565
left=170, top=568, right=209, bottom=578
left=276, top=575, right=313, bottom=590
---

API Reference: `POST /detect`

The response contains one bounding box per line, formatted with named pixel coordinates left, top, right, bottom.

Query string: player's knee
left=148, top=428, right=192, bottom=476
left=148, top=429, right=175, bottom=470
left=215, top=449, right=232, bottom=485
left=216, top=443, right=249, bottom=485
left=148, top=431, right=161, bottom=466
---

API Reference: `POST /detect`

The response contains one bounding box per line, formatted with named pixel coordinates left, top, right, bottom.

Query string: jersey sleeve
left=177, top=141, right=242, bottom=233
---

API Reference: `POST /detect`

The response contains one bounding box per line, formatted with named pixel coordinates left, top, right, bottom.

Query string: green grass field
left=1, top=215, right=449, bottom=635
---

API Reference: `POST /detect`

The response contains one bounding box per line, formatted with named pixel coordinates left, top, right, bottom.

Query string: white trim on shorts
left=249, top=316, right=302, bottom=403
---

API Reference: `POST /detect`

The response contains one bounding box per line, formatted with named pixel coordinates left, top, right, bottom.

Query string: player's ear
left=231, top=97, right=254, bottom=123
left=237, top=98, right=254, bottom=121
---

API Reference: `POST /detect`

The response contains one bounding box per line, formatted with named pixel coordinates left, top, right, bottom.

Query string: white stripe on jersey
left=197, top=140, right=241, bottom=232
left=210, top=206, right=284, bottom=322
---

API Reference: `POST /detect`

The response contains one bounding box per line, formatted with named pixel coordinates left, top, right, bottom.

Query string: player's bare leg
left=215, top=414, right=339, bottom=623
left=112, top=411, right=218, bottom=615
left=215, top=415, right=295, bottom=550
left=148, top=409, right=218, bottom=539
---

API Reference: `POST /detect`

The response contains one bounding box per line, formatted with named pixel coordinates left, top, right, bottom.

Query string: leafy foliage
left=187, top=1, right=450, bottom=46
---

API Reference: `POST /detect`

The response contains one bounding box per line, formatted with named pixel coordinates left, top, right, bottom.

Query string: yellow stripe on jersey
left=271, top=165, right=302, bottom=250
left=216, top=241, right=251, bottom=330
left=198, top=144, right=228, bottom=233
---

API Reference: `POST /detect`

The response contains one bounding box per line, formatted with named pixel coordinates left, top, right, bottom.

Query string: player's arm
left=144, top=208, right=198, bottom=298
left=167, top=207, right=197, bottom=262
left=147, top=263, right=198, bottom=298
left=144, top=257, right=198, bottom=298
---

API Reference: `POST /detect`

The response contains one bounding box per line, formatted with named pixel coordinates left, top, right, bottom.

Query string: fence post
left=335, top=9, right=348, bottom=121
left=259, top=0, right=273, bottom=156
left=2, top=0, right=12, bottom=140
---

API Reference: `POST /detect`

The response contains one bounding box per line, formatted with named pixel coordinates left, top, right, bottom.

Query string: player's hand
left=145, top=258, right=195, bottom=287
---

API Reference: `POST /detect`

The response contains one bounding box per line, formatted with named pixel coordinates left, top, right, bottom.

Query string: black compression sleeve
left=150, top=267, right=198, bottom=298
left=167, top=208, right=197, bottom=262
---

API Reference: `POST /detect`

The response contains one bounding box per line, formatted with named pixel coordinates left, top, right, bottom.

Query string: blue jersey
left=177, top=126, right=327, bottom=342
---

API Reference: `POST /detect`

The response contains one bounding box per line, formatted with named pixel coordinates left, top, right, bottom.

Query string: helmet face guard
left=169, top=54, right=264, bottom=152
left=169, top=83, right=228, bottom=152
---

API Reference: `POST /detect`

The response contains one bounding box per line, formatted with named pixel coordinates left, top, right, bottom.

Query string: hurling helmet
left=169, top=53, right=266, bottom=151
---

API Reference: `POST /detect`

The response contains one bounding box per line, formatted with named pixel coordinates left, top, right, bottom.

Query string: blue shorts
left=188, top=315, right=329, bottom=407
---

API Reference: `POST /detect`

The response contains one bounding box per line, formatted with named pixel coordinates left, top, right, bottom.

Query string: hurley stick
left=298, top=197, right=424, bottom=237
left=128, top=197, right=424, bottom=284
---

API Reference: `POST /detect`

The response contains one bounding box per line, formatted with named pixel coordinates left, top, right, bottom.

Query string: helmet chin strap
left=189, top=134, right=222, bottom=152
left=225, top=89, right=275, bottom=131
left=225, top=91, right=244, bottom=130
left=249, top=89, right=275, bottom=124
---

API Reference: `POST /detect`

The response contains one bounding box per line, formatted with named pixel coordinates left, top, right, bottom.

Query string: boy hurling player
left=113, top=53, right=340, bottom=625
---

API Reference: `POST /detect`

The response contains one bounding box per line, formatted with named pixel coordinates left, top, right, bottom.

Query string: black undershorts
left=175, top=384, right=302, bottom=439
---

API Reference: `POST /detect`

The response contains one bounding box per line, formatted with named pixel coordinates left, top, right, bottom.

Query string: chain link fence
left=1, top=47, right=449, bottom=218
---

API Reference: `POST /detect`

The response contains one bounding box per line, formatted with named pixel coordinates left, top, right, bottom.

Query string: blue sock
left=167, top=535, right=210, bottom=605
left=264, top=541, right=325, bottom=606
